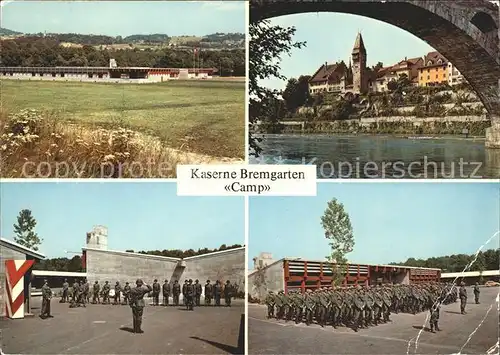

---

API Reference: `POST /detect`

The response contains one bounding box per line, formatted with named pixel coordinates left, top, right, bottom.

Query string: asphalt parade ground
left=1, top=298, right=244, bottom=354
left=248, top=287, right=499, bottom=354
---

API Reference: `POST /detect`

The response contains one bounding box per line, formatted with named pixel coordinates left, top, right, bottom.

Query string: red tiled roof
left=309, top=62, right=347, bottom=84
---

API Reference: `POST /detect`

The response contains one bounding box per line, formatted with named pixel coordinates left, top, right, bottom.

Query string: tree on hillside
left=282, top=75, right=312, bottom=112
left=13, top=209, right=43, bottom=251
left=372, top=62, right=384, bottom=72
left=321, top=198, right=355, bottom=285
left=249, top=20, right=305, bottom=156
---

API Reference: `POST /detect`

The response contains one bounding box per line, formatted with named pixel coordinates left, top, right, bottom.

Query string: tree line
left=389, top=249, right=499, bottom=273
left=0, top=37, right=245, bottom=76
left=128, top=244, right=243, bottom=258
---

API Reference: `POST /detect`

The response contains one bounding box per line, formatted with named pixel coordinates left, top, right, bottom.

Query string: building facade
left=418, top=51, right=449, bottom=87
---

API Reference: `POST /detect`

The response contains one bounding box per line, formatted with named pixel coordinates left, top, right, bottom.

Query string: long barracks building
left=249, top=253, right=441, bottom=298
left=0, top=66, right=216, bottom=83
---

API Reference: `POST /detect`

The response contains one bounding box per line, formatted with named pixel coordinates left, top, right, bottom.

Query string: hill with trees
left=0, top=27, right=23, bottom=36
left=389, top=249, right=499, bottom=273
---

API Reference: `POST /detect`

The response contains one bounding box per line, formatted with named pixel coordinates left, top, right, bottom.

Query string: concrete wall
left=85, top=248, right=179, bottom=285
left=248, top=260, right=285, bottom=300
left=0, top=246, right=27, bottom=317
left=182, top=248, right=245, bottom=292
left=85, top=247, right=245, bottom=294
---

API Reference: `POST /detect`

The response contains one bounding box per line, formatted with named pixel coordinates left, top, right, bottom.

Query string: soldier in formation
left=60, top=279, right=69, bottom=303
left=113, top=281, right=122, bottom=305
left=101, top=281, right=111, bottom=304
left=473, top=282, right=480, bottom=304
left=40, top=279, right=53, bottom=319
left=265, top=282, right=460, bottom=332
left=195, top=279, right=202, bottom=306
left=459, top=282, right=468, bottom=314
left=123, top=282, right=131, bottom=305
left=152, top=279, right=160, bottom=306
left=173, top=280, right=181, bottom=306
left=185, top=279, right=195, bottom=310
left=162, top=280, right=170, bottom=306
left=205, top=280, right=213, bottom=305
left=92, top=281, right=100, bottom=304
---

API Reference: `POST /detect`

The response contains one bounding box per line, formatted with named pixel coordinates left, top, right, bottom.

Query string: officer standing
left=459, top=282, right=468, bottom=314
left=429, top=298, right=441, bottom=333
left=114, top=281, right=122, bottom=305
left=473, top=282, right=480, bottom=304
left=40, top=279, right=53, bottom=319
left=204, top=280, right=213, bottom=306
left=152, top=279, right=160, bottom=306
left=129, top=279, right=152, bottom=334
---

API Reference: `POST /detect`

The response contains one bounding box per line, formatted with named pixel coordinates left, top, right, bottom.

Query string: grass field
left=1, top=79, right=244, bottom=159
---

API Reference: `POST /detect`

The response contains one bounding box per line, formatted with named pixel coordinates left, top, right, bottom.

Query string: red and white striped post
left=5, top=260, right=35, bottom=319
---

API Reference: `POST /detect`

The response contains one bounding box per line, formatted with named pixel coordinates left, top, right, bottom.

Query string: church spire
left=352, top=31, right=366, bottom=55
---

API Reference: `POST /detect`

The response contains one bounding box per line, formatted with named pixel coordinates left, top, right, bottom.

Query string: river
left=249, top=134, right=500, bottom=179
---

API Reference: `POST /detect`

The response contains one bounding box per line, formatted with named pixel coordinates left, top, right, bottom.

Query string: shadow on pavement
left=119, top=326, right=135, bottom=333
left=412, top=325, right=431, bottom=332
left=190, top=313, right=245, bottom=354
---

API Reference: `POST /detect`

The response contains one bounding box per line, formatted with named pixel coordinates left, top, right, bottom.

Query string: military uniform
left=224, top=280, right=232, bottom=307
left=61, top=279, right=69, bottom=303
left=172, top=280, right=181, bottom=306
left=92, top=281, right=100, bottom=304
left=41, top=280, right=53, bottom=319
left=152, top=280, right=160, bottom=306
left=204, top=281, right=213, bottom=305
left=129, top=279, right=152, bottom=333
left=429, top=300, right=441, bottom=333
left=186, top=279, right=195, bottom=310
left=214, top=281, right=222, bottom=306
left=102, top=281, right=111, bottom=304
left=182, top=280, right=188, bottom=306
left=114, top=281, right=122, bottom=305
left=459, top=283, right=467, bottom=314
left=123, top=282, right=131, bottom=305
left=304, top=290, right=315, bottom=325
left=194, top=280, right=202, bottom=306
left=473, top=283, right=480, bottom=304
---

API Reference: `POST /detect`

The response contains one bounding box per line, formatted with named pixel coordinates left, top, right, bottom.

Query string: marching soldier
left=304, top=289, right=315, bottom=325
left=195, top=280, right=202, bottom=306
left=81, top=279, right=89, bottom=307
left=123, top=282, right=131, bottom=305
left=352, top=286, right=365, bottom=332
left=152, top=279, right=160, bottom=306
left=459, top=282, right=467, bottom=314
left=60, top=278, right=69, bottom=303
left=72, top=279, right=80, bottom=304
left=92, top=281, right=100, bottom=304
left=162, top=280, right=170, bottom=306
left=204, top=280, right=213, bottom=306
left=129, top=279, right=152, bottom=334
left=473, top=282, right=480, bottom=304
left=224, top=280, right=232, bottom=307
left=114, top=281, right=122, bottom=305
left=172, top=280, right=181, bottom=306
left=40, top=279, right=53, bottom=319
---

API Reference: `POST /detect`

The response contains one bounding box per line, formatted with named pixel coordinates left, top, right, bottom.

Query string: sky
left=1, top=182, right=245, bottom=258
left=249, top=183, right=500, bottom=269
left=260, top=12, right=436, bottom=90
left=0, top=1, right=245, bottom=37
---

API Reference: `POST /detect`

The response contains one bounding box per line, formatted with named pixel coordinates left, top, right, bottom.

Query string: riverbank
left=260, top=116, right=490, bottom=136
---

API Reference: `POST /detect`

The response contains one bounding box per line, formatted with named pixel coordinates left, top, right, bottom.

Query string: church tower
left=351, top=32, right=368, bottom=94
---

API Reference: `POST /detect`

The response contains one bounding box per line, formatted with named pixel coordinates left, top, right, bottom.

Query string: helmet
left=136, top=279, right=143, bottom=286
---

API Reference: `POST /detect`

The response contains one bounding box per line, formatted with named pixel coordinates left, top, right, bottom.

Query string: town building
left=418, top=51, right=449, bottom=87
left=447, top=62, right=467, bottom=86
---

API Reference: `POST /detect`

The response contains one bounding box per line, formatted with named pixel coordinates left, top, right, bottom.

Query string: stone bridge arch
left=251, top=0, right=500, bottom=147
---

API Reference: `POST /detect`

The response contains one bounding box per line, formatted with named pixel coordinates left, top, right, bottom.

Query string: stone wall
left=248, top=260, right=285, bottom=300
left=182, top=248, right=245, bottom=291
left=0, top=246, right=27, bottom=317
left=84, top=247, right=245, bottom=292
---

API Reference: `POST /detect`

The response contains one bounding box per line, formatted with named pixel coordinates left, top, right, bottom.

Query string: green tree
left=321, top=199, right=355, bottom=285
left=248, top=20, right=305, bottom=156
left=13, top=209, right=42, bottom=251
left=282, top=75, right=311, bottom=112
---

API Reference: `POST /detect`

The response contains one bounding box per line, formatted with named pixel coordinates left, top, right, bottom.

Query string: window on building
left=435, top=74, right=438, bottom=79
left=437, top=59, right=442, bottom=64
left=427, top=75, right=430, bottom=80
